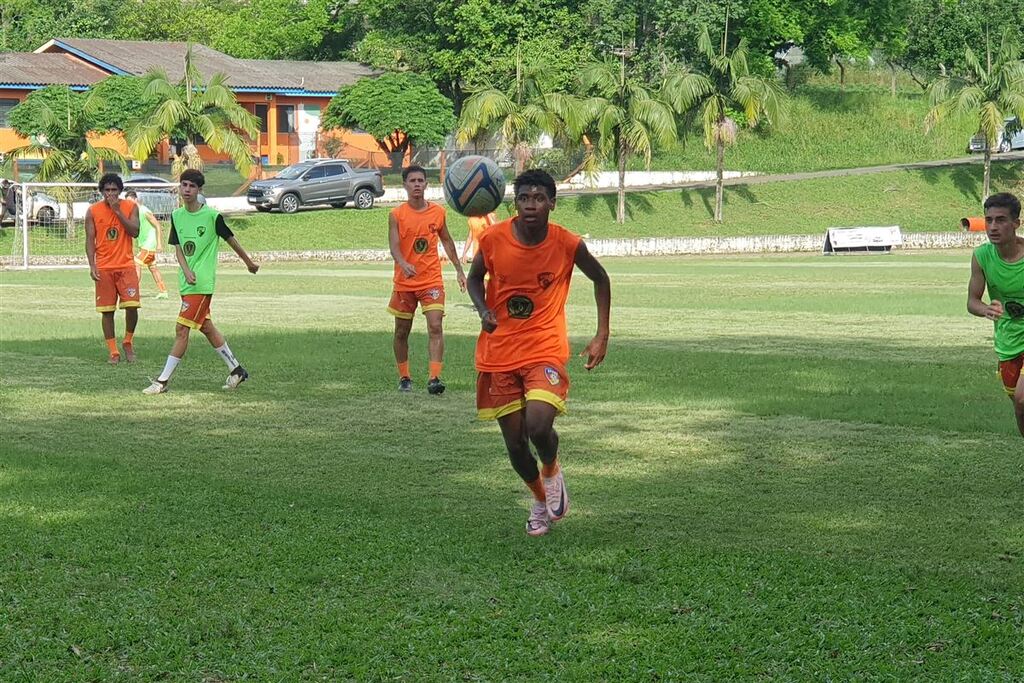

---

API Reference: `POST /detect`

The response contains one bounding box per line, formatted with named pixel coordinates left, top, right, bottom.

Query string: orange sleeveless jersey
left=90, top=199, right=137, bottom=270
left=391, top=201, right=447, bottom=291
left=466, top=213, right=495, bottom=242
left=475, top=218, right=581, bottom=372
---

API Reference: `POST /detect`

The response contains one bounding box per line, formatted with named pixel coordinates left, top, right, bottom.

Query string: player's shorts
left=476, top=362, right=570, bottom=420
left=135, top=249, right=157, bottom=267
left=998, top=355, right=1023, bottom=397
left=387, top=286, right=445, bottom=319
left=177, top=294, right=212, bottom=330
left=95, top=268, right=141, bottom=312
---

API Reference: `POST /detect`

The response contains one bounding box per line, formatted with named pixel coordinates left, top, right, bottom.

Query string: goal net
left=2, top=182, right=180, bottom=269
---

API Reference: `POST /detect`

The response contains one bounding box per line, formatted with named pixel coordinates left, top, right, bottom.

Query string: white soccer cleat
left=142, top=378, right=167, bottom=395
left=526, top=501, right=551, bottom=537
left=543, top=470, right=569, bottom=522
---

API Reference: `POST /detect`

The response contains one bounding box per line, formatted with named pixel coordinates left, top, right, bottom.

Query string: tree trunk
left=65, top=201, right=76, bottom=240
left=890, top=63, right=897, bottom=97
left=616, top=142, right=627, bottom=225
left=714, top=137, right=725, bottom=223
left=983, top=148, right=992, bottom=202
left=836, top=58, right=846, bottom=90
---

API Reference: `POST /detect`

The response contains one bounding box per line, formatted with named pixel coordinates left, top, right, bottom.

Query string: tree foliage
left=322, top=72, right=455, bottom=169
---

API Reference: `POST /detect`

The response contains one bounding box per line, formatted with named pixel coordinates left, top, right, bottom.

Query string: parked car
left=8, top=186, right=83, bottom=224
left=968, top=117, right=1024, bottom=153
left=247, top=159, right=385, bottom=213
left=124, top=174, right=179, bottom=218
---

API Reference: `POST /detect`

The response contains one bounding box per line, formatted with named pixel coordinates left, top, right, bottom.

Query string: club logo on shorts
left=126, top=287, right=137, bottom=297
left=180, top=301, right=190, bottom=312
left=426, top=288, right=441, bottom=301
left=413, top=237, right=429, bottom=254
left=537, top=272, right=555, bottom=289
left=507, top=295, right=534, bottom=319
left=1007, top=301, right=1024, bottom=319
left=544, top=367, right=560, bottom=386
left=183, top=240, right=196, bottom=257
left=106, top=227, right=118, bottom=240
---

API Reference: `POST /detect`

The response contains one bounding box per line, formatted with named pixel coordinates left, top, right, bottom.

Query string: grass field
left=3, top=164, right=1020, bottom=261
left=1, top=253, right=1021, bottom=680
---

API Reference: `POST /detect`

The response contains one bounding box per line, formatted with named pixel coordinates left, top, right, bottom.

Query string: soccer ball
left=443, top=155, right=506, bottom=217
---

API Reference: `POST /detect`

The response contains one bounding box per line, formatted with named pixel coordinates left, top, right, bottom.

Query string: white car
left=968, top=117, right=1024, bottom=153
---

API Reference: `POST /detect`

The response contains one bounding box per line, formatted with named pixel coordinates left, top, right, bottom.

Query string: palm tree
left=926, top=29, right=1024, bottom=201
left=575, top=53, right=681, bottom=224
left=128, top=46, right=260, bottom=179
left=668, top=28, right=787, bottom=223
left=4, top=87, right=126, bottom=238
left=456, top=45, right=583, bottom=176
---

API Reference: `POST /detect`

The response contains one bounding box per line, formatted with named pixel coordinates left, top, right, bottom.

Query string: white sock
left=215, top=343, right=240, bottom=371
left=158, top=356, right=181, bottom=382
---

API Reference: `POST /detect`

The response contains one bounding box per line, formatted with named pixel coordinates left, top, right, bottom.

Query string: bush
left=530, top=148, right=572, bottom=180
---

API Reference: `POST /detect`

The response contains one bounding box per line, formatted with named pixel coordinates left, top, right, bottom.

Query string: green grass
left=646, top=85, right=977, bottom=174
left=1, top=253, right=1022, bottom=680
left=3, top=164, right=1019, bottom=259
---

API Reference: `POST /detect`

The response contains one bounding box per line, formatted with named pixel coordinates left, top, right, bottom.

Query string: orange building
left=0, top=39, right=392, bottom=172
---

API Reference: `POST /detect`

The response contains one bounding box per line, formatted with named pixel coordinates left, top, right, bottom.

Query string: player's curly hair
left=984, top=192, right=1021, bottom=220
left=513, top=169, right=556, bottom=200
left=98, top=173, right=123, bottom=191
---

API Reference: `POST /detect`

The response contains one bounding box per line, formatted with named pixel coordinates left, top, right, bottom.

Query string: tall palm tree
left=668, top=28, right=787, bottom=223
left=456, top=45, right=582, bottom=176
left=926, top=29, right=1024, bottom=201
left=575, top=54, right=681, bottom=224
left=128, top=46, right=260, bottom=179
left=4, top=87, right=126, bottom=238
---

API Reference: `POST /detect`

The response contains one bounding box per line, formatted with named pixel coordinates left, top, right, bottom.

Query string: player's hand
left=479, top=308, right=497, bottom=333
left=247, top=262, right=259, bottom=274
left=580, top=334, right=608, bottom=370
left=456, top=271, right=467, bottom=293
left=986, top=299, right=1004, bottom=320
left=400, top=262, right=417, bottom=278
left=89, top=265, right=100, bottom=282
left=184, top=270, right=197, bottom=285
left=106, top=196, right=121, bottom=211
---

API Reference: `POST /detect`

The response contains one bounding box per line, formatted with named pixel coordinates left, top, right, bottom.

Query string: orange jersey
left=475, top=218, right=581, bottom=372
left=391, top=201, right=447, bottom=291
left=466, top=213, right=495, bottom=242
left=90, top=199, right=137, bottom=270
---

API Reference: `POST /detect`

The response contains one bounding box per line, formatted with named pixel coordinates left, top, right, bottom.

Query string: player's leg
left=198, top=316, right=247, bottom=389
left=149, top=262, right=167, bottom=298
left=424, top=308, right=445, bottom=394
left=144, top=323, right=190, bottom=394
left=101, top=311, right=119, bottom=364
left=116, top=268, right=141, bottom=362
left=95, top=270, right=120, bottom=363
left=523, top=364, right=571, bottom=520
left=388, top=289, right=416, bottom=390
left=1012, top=360, right=1024, bottom=438
left=497, top=410, right=550, bottom=536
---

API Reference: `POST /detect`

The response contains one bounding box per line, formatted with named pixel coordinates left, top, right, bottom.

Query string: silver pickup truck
left=247, top=158, right=385, bottom=213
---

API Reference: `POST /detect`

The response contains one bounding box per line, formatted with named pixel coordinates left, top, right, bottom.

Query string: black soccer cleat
left=427, top=377, right=446, bottom=395
left=398, top=376, right=413, bottom=392
left=223, top=365, right=249, bottom=390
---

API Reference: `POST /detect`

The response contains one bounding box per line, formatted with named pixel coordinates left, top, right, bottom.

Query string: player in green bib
left=127, top=190, right=169, bottom=299
left=143, top=169, right=259, bottom=395
left=968, top=192, right=1024, bottom=438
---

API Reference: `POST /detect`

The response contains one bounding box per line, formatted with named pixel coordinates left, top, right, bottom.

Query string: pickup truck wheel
left=37, top=206, right=57, bottom=224
left=354, top=188, right=375, bottom=210
left=330, top=201, right=347, bottom=208
left=280, top=193, right=301, bottom=214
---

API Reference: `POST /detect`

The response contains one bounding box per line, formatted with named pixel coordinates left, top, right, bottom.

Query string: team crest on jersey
left=1007, top=301, right=1024, bottom=319
left=183, top=240, right=196, bottom=257
left=197, top=226, right=206, bottom=237
left=428, top=223, right=439, bottom=234
left=413, top=237, right=429, bottom=253
left=426, top=288, right=441, bottom=301
left=106, top=227, right=118, bottom=240
left=507, top=295, right=534, bottom=319
left=537, top=272, right=555, bottom=289
left=544, top=367, right=560, bottom=386
left=180, top=301, right=190, bottom=312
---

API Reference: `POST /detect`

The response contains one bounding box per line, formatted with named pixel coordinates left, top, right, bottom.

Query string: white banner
left=823, top=226, right=903, bottom=253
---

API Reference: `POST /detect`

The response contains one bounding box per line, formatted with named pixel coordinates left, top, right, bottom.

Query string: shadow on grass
left=575, top=192, right=656, bottom=221
left=676, top=184, right=760, bottom=219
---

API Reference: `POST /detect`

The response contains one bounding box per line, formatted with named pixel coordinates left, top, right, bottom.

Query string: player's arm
left=574, top=240, right=611, bottom=369
left=84, top=207, right=100, bottom=281
left=438, top=219, right=467, bottom=292
left=215, top=214, right=258, bottom=273
left=388, top=211, right=416, bottom=278
left=467, top=251, right=496, bottom=332
left=149, top=211, right=164, bottom=250
left=967, top=254, right=1002, bottom=320
left=113, top=201, right=140, bottom=237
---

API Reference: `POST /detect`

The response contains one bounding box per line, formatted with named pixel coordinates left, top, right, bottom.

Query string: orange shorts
left=177, top=294, right=212, bottom=330
left=135, top=249, right=157, bottom=266
left=476, top=362, right=570, bottom=420
left=95, top=268, right=141, bottom=312
left=998, top=355, right=1023, bottom=397
left=387, top=286, right=445, bottom=319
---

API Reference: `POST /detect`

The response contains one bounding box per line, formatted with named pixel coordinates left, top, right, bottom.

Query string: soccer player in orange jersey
left=461, top=211, right=497, bottom=263
left=387, top=165, right=466, bottom=394
left=467, top=169, right=611, bottom=536
left=85, top=173, right=141, bottom=364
